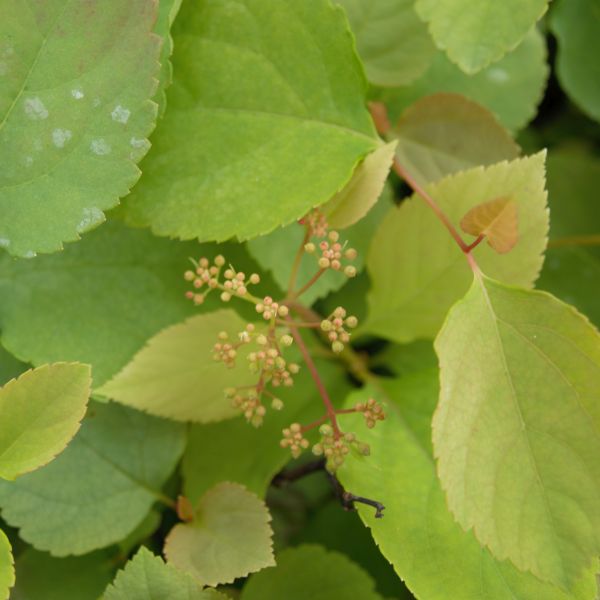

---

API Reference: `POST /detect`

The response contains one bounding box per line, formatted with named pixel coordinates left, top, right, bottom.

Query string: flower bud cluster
left=212, top=330, right=248, bottom=368
left=355, top=398, right=386, bottom=429
left=302, top=210, right=328, bottom=238
left=255, top=296, right=289, bottom=321
left=227, top=388, right=266, bottom=428
left=184, top=255, right=226, bottom=305
left=320, top=307, right=358, bottom=353
left=312, top=425, right=370, bottom=471
left=220, top=268, right=260, bottom=303
left=304, top=231, right=357, bottom=278
left=280, top=423, right=310, bottom=458
left=247, top=333, right=299, bottom=388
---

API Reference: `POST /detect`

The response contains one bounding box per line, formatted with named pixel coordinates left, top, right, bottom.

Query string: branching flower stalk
left=183, top=210, right=386, bottom=473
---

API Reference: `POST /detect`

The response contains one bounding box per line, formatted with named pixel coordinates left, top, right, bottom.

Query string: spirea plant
left=0, top=1, right=599, bottom=599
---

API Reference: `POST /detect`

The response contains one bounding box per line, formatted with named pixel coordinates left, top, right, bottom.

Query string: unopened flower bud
left=184, top=270, right=195, bottom=281
left=220, top=291, right=231, bottom=302
left=280, top=334, right=293, bottom=346
left=332, top=341, right=344, bottom=354
left=304, top=242, right=316, bottom=253
left=344, top=265, right=357, bottom=278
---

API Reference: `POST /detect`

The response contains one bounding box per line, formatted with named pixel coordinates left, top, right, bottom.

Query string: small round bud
left=280, top=334, right=293, bottom=347
left=344, top=248, right=357, bottom=260
left=312, top=443, right=324, bottom=456
left=184, top=270, right=195, bottom=281
left=318, top=257, right=330, bottom=269
left=331, top=260, right=341, bottom=270
left=185, top=291, right=194, bottom=300
left=246, top=323, right=255, bottom=332
left=319, top=424, right=333, bottom=436
left=328, top=231, right=339, bottom=242
left=214, top=255, right=225, bottom=266
left=199, top=258, right=209, bottom=268
left=304, top=242, right=316, bottom=253
left=271, top=398, right=284, bottom=410
left=277, top=305, right=289, bottom=317
left=224, top=269, right=234, bottom=279
left=236, top=286, right=247, bottom=296
left=288, top=363, right=300, bottom=374
left=344, top=265, right=357, bottom=278
left=236, top=272, right=245, bottom=281
left=332, top=340, right=344, bottom=354
left=320, top=320, right=332, bottom=331
left=220, top=291, right=231, bottom=302
left=255, top=303, right=264, bottom=313
left=249, top=273, right=260, bottom=284
left=193, top=294, right=204, bottom=305
left=256, top=334, right=268, bottom=346
left=193, top=278, right=203, bottom=288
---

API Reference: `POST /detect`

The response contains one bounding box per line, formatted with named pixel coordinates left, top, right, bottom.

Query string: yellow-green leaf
left=0, top=363, right=91, bottom=480
left=364, top=152, right=548, bottom=342
left=165, top=482, right=274, bottom=586
left=0, top=531, right=14, bottom=600
left=434, top=275, right=600, bottom=588
left=460, top=196, right=519, bottom=254
left=97, top=310, right=259, bottom=423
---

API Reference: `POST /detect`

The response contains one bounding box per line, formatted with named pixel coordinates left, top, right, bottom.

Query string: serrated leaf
left=337, top=382, right=597, bottom=600
left=550, top=0, right=600, bottom=123
left=377, top=28, right=548, bottom=131
left=248, top=188, right=391, bottom=306
left=0, top=362, right=91, bottom=480
left=415, top=0, right=548, bottom=73
left=12, top=548, right=113, bottom=600
left=393, top=93, right=520, bottom=186
left=98, top=310, right=258, bottom=423
left=121, top=0, right=378, bottom=243
left=0, top=220, right=275, bottom=387
left=154, top=0, right=183, bottom=117
left=364, top=152, right=548, bottom=342
left=165, top=482, right=274, bottom=587
left=242, top=545, right=383, bottom=600
left=538, top=150, right=600, bottom=327
left=0, top=402, right=185, bottom=556
left=321, top=142, right=397, bottom=229
left=460, top=196, right=519, bottom=254
left=0, top=0, right=160, bottom=257
left=336, top=0, right=436, bottom=87
left=182, top=357, right=350, bottom=502
left=103, top=548, right=225, bottom=600
left=0, top=530, right=13, bottom=600
left=433, top=275, right=600, bottom=588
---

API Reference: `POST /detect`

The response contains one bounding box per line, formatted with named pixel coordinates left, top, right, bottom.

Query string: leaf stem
left=284, top=315, right=341, bottom=437
left=287, top=224, right=311, bottom=293
left=287, top=268, right=326, bottom=301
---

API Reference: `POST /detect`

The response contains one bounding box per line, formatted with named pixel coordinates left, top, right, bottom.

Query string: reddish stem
left=289, top=268, right=326, bottom=300
left=287, top=225, right=311, bottom=293
left=284, top=315, right=341, bottom=437
left=301, top=415, right=329, bottom=433
left=464, top=233, right=486, bottom=252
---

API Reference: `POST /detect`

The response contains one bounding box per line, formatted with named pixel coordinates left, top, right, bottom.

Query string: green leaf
left=338, top=382, right=598, bottom=600
left=248, top=188, right=391, bottom=306
left=121, top=0, right=379, bottom=243
left=321, top=142, right=397, bottom=229
left=393, top=93, right=520, bottom=186
left=98, top=310, right=258, bottom=423
left=154, top=0, right=183, bottom=118
left=103, top=547, right=225, bottom=600
left=165, top=482, right=274, bottom=587
left=0, top=402, right=185, bottom=556
left=433, top=275, right=600, bottom=588
left=12, top=548, right=113, bottom=600
left=0, top=220, right=270, bottom=386
left=377, top=28, right=548, bottom=131
left=538, top=150, right=600, bottom=327
left=241, top=544, right=383, bottom=600
left=364, top=152, right=548, bottom=342
left=336, top=0, right=436, bottom=86
left=0, top=345, right=27, bottom=387
left=550, top=0, right=600, bottom=123
left=0, top=1, right=160, bottom=257
left=182, top=357, right=349, bottom=502
left=0, top=530, right=14, bottom=600
left=415, top=0, right=548, bottom=73
left=0, top=362, right=91, bottom=480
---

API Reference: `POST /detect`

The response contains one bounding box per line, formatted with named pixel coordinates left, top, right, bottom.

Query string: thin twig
left=289, top=268, right=326, bottom=301
left=271, top=458, right=326, bottom=487
left=287, top=225, right=311, bottom=293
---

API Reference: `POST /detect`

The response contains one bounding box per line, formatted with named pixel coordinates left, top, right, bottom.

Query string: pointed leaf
left=414, top=0, right=549, bottom=73
left=242, top=545, right=383, bottom=600
left=165, top=482, right=274, bottom=586
left=0, top=531, right=14, bottom=600
left=103, top=548, right=226, bottom=600
left=0, top=402, right=185, bottom=556
left=98, top=310, right=260, bottom=423
left=13, top=548, right=113, bottom=600
left=121, top=0, right=378, bottom=243
left=337, top=383, right=597, bottom=600
left=336, top=0, right=436, bottom=86
left=393, top=93, right=520, bottom=186
left=550, top=0, right=600, bottom=123
left=377, top=28, right=548, bottom=131
left=321, top=141, right=397, bottom=229
left=364, top=152, right=548, bottom=342
left=0, top=362, right=91, bottom=480
left=460, top=196, right=519, bottom=253
left=0, top=0, right=160, bottom=257
left=433, top=275, right=600, bottom=587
